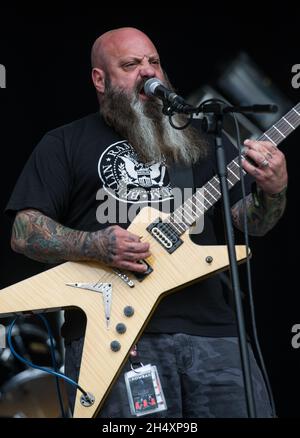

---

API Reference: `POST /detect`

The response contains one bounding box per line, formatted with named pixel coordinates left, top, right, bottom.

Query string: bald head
left=91, top=27, right=156, bottom=69
left=92, top=29, right=207, bottom=165
left=91, top=27, right=164, bottom=100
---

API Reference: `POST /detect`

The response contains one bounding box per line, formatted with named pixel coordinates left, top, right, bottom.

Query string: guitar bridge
left=147, top=218, right=183, bottom=254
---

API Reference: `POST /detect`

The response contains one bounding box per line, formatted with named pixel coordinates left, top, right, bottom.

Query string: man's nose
left=139, top=63, right=156, bottom=79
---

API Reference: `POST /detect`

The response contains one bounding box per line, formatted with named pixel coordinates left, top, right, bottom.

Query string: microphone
left=144, top=78, right=184, bottom=104
left=144, top=78, right=193, bottom=113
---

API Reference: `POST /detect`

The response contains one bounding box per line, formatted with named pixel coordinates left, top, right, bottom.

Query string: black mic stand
left=201, top=103, right=256, bottom=418
left=163, top=99, right=278, bottom=418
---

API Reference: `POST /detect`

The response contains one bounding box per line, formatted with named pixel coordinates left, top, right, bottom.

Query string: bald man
left=6, top=27, right=287, bottom=417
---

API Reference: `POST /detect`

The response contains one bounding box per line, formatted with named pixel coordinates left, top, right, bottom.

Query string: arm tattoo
left=11, top=209, right=117, bottom=264
left=231, top=187, right=287, bottom=236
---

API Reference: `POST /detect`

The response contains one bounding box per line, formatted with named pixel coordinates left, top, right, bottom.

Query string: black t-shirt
left=5, top=112, right=253, bottom=341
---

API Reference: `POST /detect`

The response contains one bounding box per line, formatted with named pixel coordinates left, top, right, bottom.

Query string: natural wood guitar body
left=0, top=206, right=248, bottom=417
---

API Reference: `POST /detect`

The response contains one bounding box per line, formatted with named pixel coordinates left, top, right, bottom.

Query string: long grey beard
left=100, top=83, right=208, bottom=166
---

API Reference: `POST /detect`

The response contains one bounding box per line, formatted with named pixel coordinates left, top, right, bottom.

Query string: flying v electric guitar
left=0, top=103, right=299, bottom=417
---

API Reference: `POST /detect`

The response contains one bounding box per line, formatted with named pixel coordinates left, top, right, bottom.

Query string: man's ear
left=92, top=68, right=105, bottom=94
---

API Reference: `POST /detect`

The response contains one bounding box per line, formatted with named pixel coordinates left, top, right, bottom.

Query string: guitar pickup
left=147, top=218, right=183, bottom=254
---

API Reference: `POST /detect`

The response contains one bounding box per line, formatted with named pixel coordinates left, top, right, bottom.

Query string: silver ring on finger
left=260, top=158, right=269, bottom=168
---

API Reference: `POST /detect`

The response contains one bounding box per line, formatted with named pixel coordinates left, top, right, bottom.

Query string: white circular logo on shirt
left=98, top=141, right=173, bottom=204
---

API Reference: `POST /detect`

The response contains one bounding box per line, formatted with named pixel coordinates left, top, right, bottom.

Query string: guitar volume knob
left=110, top=340, right=121, bottom=352
left=116, top=323, right=127, bottom=334
left=124, top=306, right=134, bottom=317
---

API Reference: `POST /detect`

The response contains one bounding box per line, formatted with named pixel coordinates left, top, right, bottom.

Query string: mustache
left=134, top=78, right=151, bottom=97
left=100, top=76, right=208, bottom=166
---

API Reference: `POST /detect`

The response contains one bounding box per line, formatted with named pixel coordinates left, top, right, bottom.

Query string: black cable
left=166, top=95, right=277, bottom=415
left=7, top=315, right=93, bottom=417
left=231, top=113, right=277, bottom=416
left=37, top=314, right=66, bottom=418
left=168, top=113, right=193, bottom=130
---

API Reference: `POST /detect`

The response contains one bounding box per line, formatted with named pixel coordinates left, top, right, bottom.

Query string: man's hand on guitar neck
left=242, top=139, right=288, bottom=195
left=232, top=139, right=287, bottom=236
left=11, top=210, right=150, bottom=272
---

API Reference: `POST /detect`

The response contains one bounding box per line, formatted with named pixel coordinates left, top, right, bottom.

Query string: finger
left=242, top=154, right=272, bottom=176
left=110, top=226, right=141, bottom=242
left=265, top=151, right=273, bottom=160
left=123, top=251, right=151, bottom=261
left=244, top=139, right=262, bottom=151
left=244, top=148, right=267, bottom=168
left=117, top=260, right=148, bottom=272
left=124, top=241, right=150, bottom=253
left=261, top=141, right=278, bottom=153
left=244, top=139, right=277, bottom=154
left=121, top=230, right=141, bottom=242
left=242, top=158, right=262, bottom=178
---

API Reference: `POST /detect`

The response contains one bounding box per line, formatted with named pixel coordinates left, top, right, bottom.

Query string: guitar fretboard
left=166, top=102, right=300, bottom=235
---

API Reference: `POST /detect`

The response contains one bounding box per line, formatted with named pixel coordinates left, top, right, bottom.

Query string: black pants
left=64, top=333, right=273, bottom=418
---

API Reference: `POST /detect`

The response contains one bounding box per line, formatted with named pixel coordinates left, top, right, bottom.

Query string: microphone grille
left=144, top=78, right=162, bottom=96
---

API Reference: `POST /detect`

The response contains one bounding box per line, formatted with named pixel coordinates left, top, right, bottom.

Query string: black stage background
left=0, top=6, right=299, bottom=418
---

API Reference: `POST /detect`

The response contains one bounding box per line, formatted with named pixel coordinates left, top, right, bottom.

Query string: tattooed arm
left=232, top=138, right=288, bottom=236
left=11, top=209, right=150, bottom=272
left=231, top=187, right=287, bottom=236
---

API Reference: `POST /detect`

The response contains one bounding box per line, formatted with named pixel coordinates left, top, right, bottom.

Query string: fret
left=293, top=107, right=300, bottom=116
left=206, top=181, right=220, bottom=200
left=289, top=112, right=300, bottom=126
left=272, top=125, right=286, bottom=138
left=260, top=133, right=277, bottom=146
left=229, top=159, right=242, bottom=174
left=167, top=213, right=188, bottom=233
left=190, top=195, right=205, bottom=213
left=164, top=218, right=181, bottom=234
left=182, top=202, right=198, bottom=223
left=193, top=190, right=212, bottom=211
left=202, top=190, right=216, bottom=206
left=260, top=103, right=300, bottom=146
left=227, top=166, right=239, bottom=181
left=283, top=117, right=295, bottom=129
left=171, top=221, right=187, bottom=234
left=164, top=103, right=299, bottom=235
left=263, top=127, right=281, bottom=144
left=188, top=198, right=204, bottom=216
left=173, top=208, right=193, bottom=226
left=288, top=107, right=300, bottom=125
left=212, top=177, right=222, bottom=193
left=276, top=119, right=292, bottom=136
left=180, top=204, right=196, bottom=224
left=201, top=189, right=213, bottom=207
left=185, top=193, right=207, bottom=219
left=227, top=166, right=242, bottom=186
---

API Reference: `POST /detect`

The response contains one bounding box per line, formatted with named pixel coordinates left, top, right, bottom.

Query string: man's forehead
left=106, top=33, right=158, bottom=59
left=120, top=54, right=159, bottom=62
